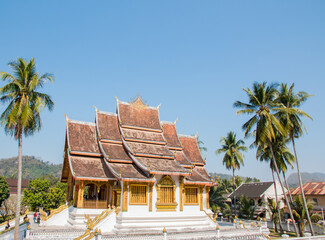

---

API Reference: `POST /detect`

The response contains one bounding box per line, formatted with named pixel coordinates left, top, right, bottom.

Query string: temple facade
left=61, top=97, right=215, bottom=232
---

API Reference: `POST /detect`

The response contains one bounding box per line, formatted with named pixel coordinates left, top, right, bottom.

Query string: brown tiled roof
left=175, top=151, right=192, bottom=166
left=109, top=162, right=149, bottom=180
left=125, top=141, right=173, bottom=157
left=185, top=169, right=211, bottom=183
left=228, top=182, right=274, bottom=199
left=195, top=166, right=210, bottom=180
left=70, top=155, right=115, bottom=180
left=161, top=122, right=182, bottom=149
left=122, top=128, right=164, bottom=143
left=6, top=178, right=29, bottom=194
left=291, top=182, right=325, bottom=196
left=101, top=143, right=132, bottom=161
left=179, top=136, right=205, bottom=164
left=135, top=157, right=189, bottom=174
left=97, top=112, right=121, bottom=141
left=68, top=121, right=100, bottom=154
left=118, top=101, right=161, bottom=130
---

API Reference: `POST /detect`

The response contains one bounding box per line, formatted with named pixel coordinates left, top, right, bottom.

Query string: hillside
left=287, top=172, right=325, bottom=187
left=0, top=156, right=62, bottom=180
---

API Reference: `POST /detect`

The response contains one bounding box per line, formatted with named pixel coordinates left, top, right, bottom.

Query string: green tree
left=291, top=195, right=314, bottom=237
left=234, top=82, right=298, bottom=236
left=276, top=83, right=314, bottom=235
left=23, top=179, right=50, bottom=211
left=47, top=186, right=66, bottom=209
left=0, top=176, right=10, bottom=209
left=266, top=198, right=283, bottom=233
left=0, top=58, right=54, bottom=239
left=216, top=131, right=247, bottom=216
left=238, top=195, right=258, bottom=220
left=209, top=186, right=227, bottom=213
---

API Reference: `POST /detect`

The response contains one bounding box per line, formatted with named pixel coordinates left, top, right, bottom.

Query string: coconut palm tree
left=275, top=83, right=314, bottom=235
left=234, top=82, right=299, bottom=236
left=256, top=135, right=295, bottom=233
left=266, top=198, right=283, bottom=233
left=0, top=58, right=54, bottom=239
left=216, top=131, right=247, bottom=217
left=291, top=195, right=314, bottom=237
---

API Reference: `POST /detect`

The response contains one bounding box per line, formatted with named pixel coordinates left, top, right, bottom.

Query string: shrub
left=311, top=213, right=322, bottom=223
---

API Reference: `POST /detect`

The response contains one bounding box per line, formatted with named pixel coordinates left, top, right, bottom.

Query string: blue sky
left=0, top=1, right=324, bottom=181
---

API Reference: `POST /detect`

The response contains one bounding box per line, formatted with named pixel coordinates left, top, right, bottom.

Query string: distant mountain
left=287, top=172, right=325, bottom=187
left=0, top=156, right=62, bottom=180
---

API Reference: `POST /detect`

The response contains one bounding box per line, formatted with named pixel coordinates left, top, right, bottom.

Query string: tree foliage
left=0, top=176, right=10, bottom=208
left=23, top=178, right=66, bottom=211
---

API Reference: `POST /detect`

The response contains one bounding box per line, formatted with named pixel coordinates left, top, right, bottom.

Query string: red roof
left=6, top=178, right=29, bottom=194
left=161, top=122, right=182, bottom=149
left=291, top=182, right=325, bottom=196
left=179, top=135, right=205, bottom=165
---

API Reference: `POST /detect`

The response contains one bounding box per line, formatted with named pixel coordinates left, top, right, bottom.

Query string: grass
left=268, top=228, right=298, bottom=239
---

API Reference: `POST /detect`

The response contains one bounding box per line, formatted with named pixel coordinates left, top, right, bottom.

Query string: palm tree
left=238, top=195, right=259, bottom=220
left=216, top=131, right=247, bottom=217
left=276, top=83, right=314, bottom=235
left=0, top=58, right=54, bottom=239
left=291, top=195, right=314, bottom=237
left=256, top=135, right=295, bottom=232
left=266, top=198, right=283, bottom=233
left=234, top=82, right=299, bottom=236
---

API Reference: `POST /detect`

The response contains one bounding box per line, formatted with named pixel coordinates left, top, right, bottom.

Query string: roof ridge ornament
left=130, top=97, right=148, bottom=110
left=194, top=132, right=199, bottom=138
left=64, top=114, right=69, bottom=121
left=157, top=104, right=161, bottom=109
left=174, top=118, right=178, bottom=125
left=114, top=96, right=119, bottom=102
left=93, top=105, right=98, bottom=112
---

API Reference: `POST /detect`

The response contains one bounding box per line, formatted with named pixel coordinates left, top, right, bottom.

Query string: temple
left=60, top=97, right=215, bottom=233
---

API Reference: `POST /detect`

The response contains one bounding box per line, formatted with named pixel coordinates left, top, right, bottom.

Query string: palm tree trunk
left=283, top=171, right=293, bottom=204
left=272, top=170, right=283, bottom=233
left=268, top=140, right=299, bottom=236
left=233, top=168, right=236, bottom=217
left=291, top=137, right=315, bottom=236
left=14, top=132, right=22, bottom=240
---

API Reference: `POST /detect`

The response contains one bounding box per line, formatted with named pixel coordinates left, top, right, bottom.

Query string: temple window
left=130, top=184, right=147, bottom=205
left=160, top=186, right=174, bottom=204
left=184, top=187, right=198, bottom=204
left=156, top=175, right=177, bottom=211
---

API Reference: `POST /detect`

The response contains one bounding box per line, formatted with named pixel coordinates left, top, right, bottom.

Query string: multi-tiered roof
left=61, top=97, right=212, bottom=185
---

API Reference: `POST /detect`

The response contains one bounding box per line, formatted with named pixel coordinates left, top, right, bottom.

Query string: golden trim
left=206, top=186, right=211, bottom=209
left=129, top=184, right=148, bottom=205
left=149, top=183, right=153, bottom=211
left=199, top=186, right=204, bottom=211
left=122, top=182, right=129, bottom=212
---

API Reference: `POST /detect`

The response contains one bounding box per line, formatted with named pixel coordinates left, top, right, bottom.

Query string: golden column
left=149, top=183, right=153, bottom=211
left=179, top=177, right=184, bottom=211
left=199, top=186, right=204, bottom=211
left=206, top=186, right=210, bottom=209
left=122, top=182, right=129, bottom=212
left=77, top=180, right=84, bottom=208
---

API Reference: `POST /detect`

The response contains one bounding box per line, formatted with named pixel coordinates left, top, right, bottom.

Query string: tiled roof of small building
left=291, top=182, right=325, bottom=195
left=228, top=182, right=274, bottom=199
left=174, top=150, right=193, bottom=166
left=6, top=178, right=29, bottom=194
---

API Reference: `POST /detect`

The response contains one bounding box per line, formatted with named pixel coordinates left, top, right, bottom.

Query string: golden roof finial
left=64, top=114, right=69, bottom=121
left=157, top=104, right=161, bottom=109
left=194, top=132, right=199, bottom=138
left=114, top=96, right=119, bottom=102
left=174, top=118, right=178, bottom=124
left=93, top=105, right=98, bottom=112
